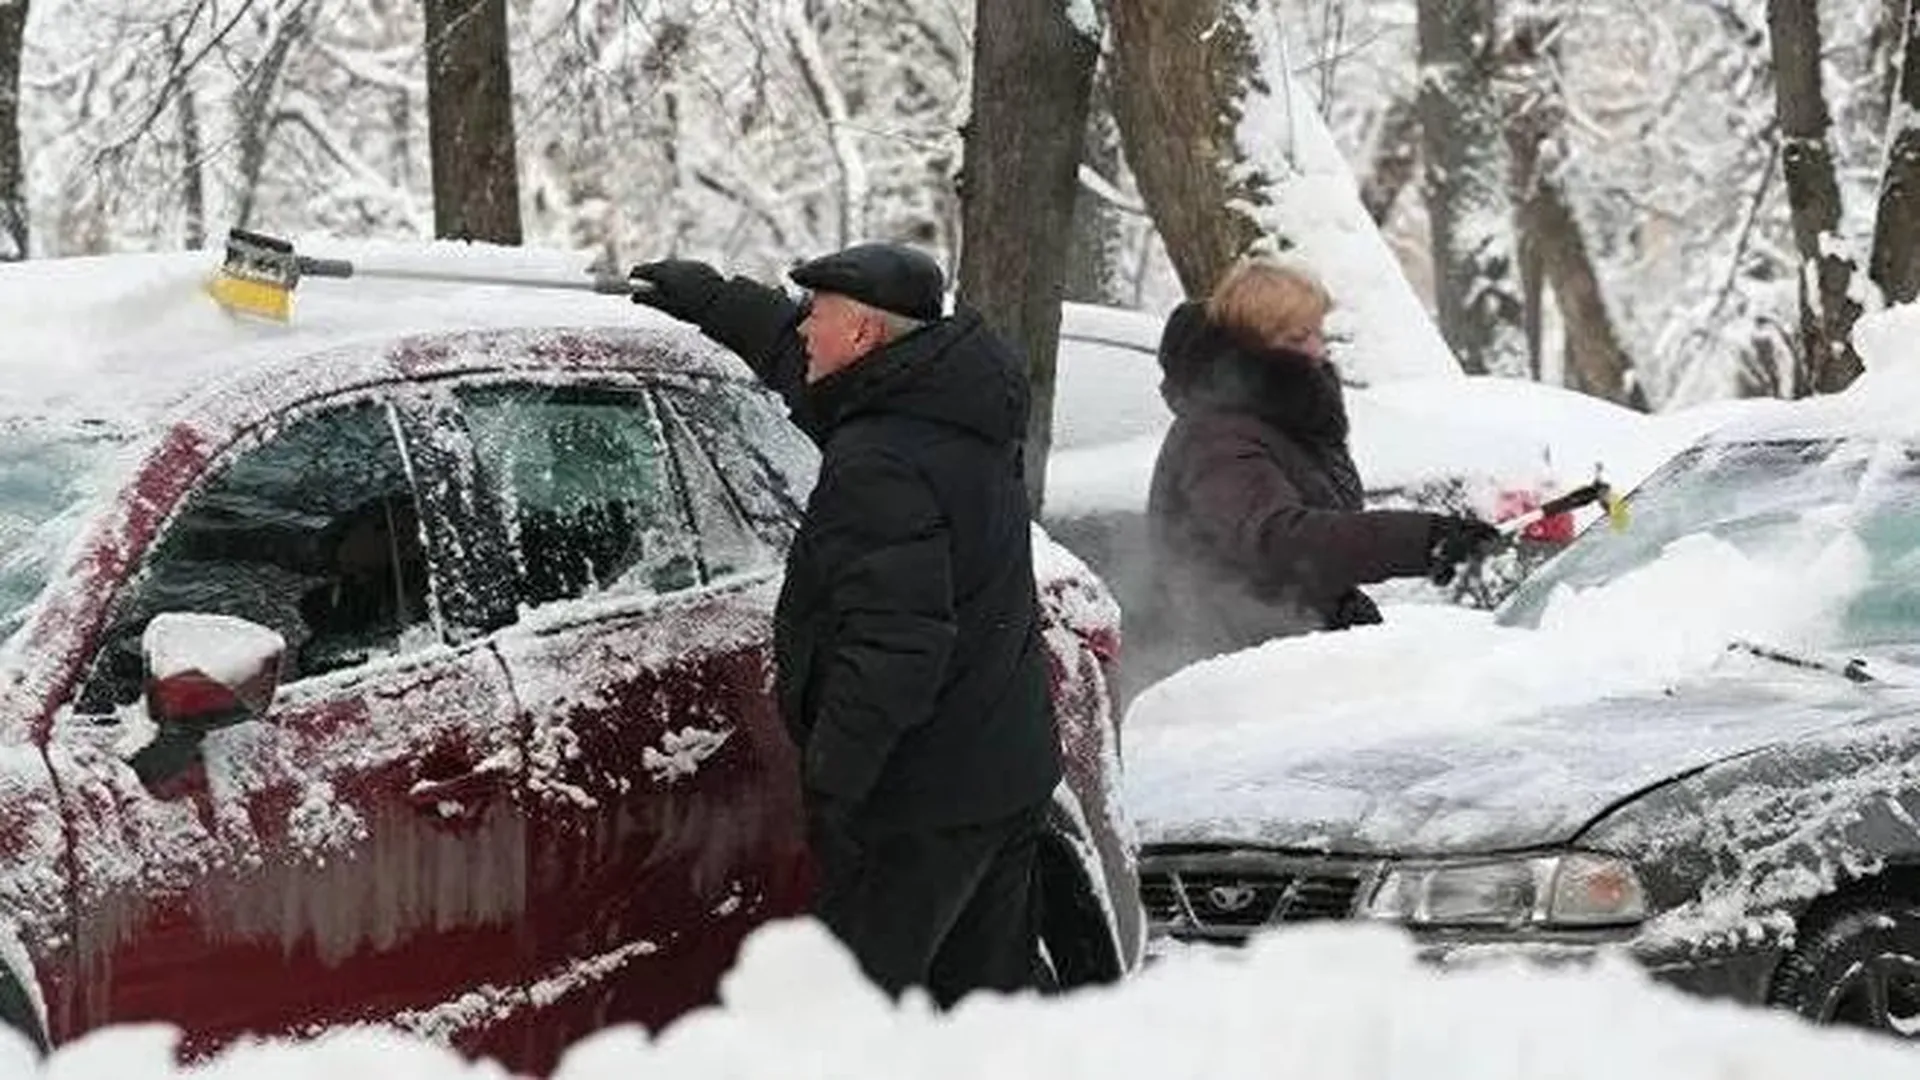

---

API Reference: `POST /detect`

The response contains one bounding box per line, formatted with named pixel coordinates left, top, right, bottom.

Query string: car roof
left=0, top=243, right=753, bottom=436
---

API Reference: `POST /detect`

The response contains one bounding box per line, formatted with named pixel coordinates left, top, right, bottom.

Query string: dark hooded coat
left=1135, top=301, right=1437, bottom=689
left=686, top=278, right=1060, bottom=831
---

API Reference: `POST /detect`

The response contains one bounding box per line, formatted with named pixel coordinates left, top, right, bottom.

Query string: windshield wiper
left=1729, top=638, right=1891, bottom=686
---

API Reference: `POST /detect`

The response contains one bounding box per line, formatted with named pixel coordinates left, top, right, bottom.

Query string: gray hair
left=876, top=308, right=930, bottom=342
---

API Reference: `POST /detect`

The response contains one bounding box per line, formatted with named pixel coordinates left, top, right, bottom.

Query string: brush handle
left=296, top=258, right=651, bottom=296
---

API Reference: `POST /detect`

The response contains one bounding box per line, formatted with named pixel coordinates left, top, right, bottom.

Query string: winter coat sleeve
left=691, top=276, right=811, bottom=412
left=800, top=448, right=958, bottom=805
left=1177, top=425, right=1435, bottom=602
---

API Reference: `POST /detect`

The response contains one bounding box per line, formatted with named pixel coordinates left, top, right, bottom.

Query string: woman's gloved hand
left=1426, top=515, right=1504, bottom=586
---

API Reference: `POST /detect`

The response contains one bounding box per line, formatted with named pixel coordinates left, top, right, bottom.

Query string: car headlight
left=1364, top=853, right=1646, bottom=929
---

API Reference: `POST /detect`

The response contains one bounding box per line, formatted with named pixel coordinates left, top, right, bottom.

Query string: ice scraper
left=205, top=228, right=652, bottom=322
left=1497, top=475, right=1631, bottom=540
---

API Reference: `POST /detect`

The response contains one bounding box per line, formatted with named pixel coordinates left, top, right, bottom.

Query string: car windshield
left=1497, top=437, right=1920, bottom=650
left=0, top=422, right=124, bottom=645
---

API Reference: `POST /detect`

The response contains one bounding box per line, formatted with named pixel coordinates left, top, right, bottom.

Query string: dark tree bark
left=169, top=20, right=206, bottom=250
left=0, top=0, right=28, bottom=260
left=1872, top=0, right=1920, bottom=307
left=1360, top=95, right=1421, bottom=225
left=1108, top=0, right=1262, bottom=296
left=1529, top=178, right=1648, bottom=408
left=1503, top=5, right=1643, bottom=407
left=1418, top=0, right=1526, bottom=376
left=423, top=0, right=523, bottom=244
left=1065, top=74, right=1126, bottom=305
left=958, top=0, right=1099, bottom=516
left=234, top=4, right=308, bottom=231
left=1768, top=0, right=1862, bottom=394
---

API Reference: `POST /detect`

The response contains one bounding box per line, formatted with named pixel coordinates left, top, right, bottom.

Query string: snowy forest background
left=3, top=0, right=1919, bottom=417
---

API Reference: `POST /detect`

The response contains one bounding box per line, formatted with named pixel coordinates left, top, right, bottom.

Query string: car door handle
left=407, top=763, right=509, bottom=822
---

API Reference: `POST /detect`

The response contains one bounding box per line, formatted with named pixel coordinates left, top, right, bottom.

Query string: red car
left=0, top=270, right=1139, bottom=1073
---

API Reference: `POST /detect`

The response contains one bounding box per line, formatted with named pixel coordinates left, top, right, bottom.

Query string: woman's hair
left=1206, top=257, right=1331, bottom=352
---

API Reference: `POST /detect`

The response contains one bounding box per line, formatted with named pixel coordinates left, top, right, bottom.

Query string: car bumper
left=1411, top=929, right=1778, bottom=1004
left=1140, top=849, right=1781, bottom=1006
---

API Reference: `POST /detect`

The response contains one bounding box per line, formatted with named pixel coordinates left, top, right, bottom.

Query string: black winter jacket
left=686, top=278, right=1060, bottom=830
left=1133, top=302, right=1436, bottom=690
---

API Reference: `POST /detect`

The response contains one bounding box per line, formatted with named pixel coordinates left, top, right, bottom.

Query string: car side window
left=78, top=400, right=435, bottom=711
left=656, top=392, right=780, bottom=580
left=457, top=384, right=698, bottom=609
left=657, top=382, right=817, bottom=542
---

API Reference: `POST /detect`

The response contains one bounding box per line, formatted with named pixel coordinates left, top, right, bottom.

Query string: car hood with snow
left=1125, top=615, right=1900, bottom=854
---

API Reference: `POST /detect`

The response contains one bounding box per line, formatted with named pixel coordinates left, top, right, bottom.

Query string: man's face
left=799, top=292, right=883, bottom=383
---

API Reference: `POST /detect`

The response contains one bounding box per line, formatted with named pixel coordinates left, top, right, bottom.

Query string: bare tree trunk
left=1360, top=95, right=1421, bottom=225
left=1504, top=4, right=1643, bottom=407
left=1530, top=178, right=1647, bottom=408
left=1065, top=74, right=1126, bottom=305
left=1768, top=0, right=1863, bottom=394
left=423, top=0, right=522, bottom=244
left=1872, top=0, right=1920, bottom=306
left=168, top=20, right=206, bottom=250
left=1418, top=0, right=1526, bottom=376
left=958, top=0, right=1098, bottom=516
left=0, top=0, right=28, bottom=260
left=1107, top=0, right=1260, bottom=296
left=234, top=3, right=309, bottom=231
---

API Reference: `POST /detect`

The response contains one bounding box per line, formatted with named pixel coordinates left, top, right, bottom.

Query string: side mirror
left=141, top=613, right=285, bottom=734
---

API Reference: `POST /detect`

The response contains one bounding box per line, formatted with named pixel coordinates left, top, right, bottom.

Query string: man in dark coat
left=629, top=244, right=1058, bottom=1007
left=1130, top=293, right=1501, bottom=698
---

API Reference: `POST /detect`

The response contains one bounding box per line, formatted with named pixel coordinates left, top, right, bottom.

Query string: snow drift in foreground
left=10, top=920, right=1917, bottom=1078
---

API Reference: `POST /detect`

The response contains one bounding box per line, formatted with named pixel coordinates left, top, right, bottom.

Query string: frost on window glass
left=78, top=401, right=435, bottom=711
left=658, top=393, right=778, bottom=581
left=458, top=384, right=697, bottom=609
left=658, top=382, right=816, bottom=541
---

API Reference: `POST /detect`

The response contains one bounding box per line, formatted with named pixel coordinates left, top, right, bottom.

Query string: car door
left=42, top=394, right=536, bottom=1063
left=445, top=376, right=807, bottom=1070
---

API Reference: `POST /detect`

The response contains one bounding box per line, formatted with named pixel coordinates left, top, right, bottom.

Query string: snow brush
left=1496, top=475, right=1631, bottom=541
left=205, top=228, right=652, bottom=322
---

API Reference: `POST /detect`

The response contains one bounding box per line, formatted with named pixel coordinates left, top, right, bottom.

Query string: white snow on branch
left=779, top=0, right=870, bottom=247
left=1228, top=1, right=1460, bottom=382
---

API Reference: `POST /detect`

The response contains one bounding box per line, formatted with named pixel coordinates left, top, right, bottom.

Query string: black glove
left=628, top=259, right=724, bottom=323
left=1427, top=514, right=1504, bottom=586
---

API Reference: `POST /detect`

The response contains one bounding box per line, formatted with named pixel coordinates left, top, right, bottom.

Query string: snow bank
left=17, top=920, right=1920, bottom=1078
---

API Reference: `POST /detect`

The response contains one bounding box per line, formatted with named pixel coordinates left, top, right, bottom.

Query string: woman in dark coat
left=1127, top=258, right=1500, bottom=698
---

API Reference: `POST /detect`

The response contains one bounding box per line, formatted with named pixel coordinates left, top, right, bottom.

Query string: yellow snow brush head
left=205, top=228, right=299, bottom=322
left=1602, top=485, right=1631, bottom=532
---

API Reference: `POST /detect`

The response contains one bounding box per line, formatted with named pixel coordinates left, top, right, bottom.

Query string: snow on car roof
left=1698, top=306, right=1920, bottom=445
left=0, top=240, right=747, bottom=432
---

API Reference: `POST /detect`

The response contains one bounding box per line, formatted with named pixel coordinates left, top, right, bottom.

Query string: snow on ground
left=11, top=919, right=1919, bottom=1078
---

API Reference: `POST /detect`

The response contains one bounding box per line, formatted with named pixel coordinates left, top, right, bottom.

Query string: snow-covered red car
left=0, top=249, right=1139, bottom=1071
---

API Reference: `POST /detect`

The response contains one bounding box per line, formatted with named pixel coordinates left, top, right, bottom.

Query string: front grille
left=1140, top=877, right=1183, bottom=924
left=1141, top=852, right=1378, bottom=940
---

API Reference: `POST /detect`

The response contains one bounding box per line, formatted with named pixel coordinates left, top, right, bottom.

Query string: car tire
left=1035, top=829, right=1123, bottom=992
left=1769, top=894, right=1920, bottom=1039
